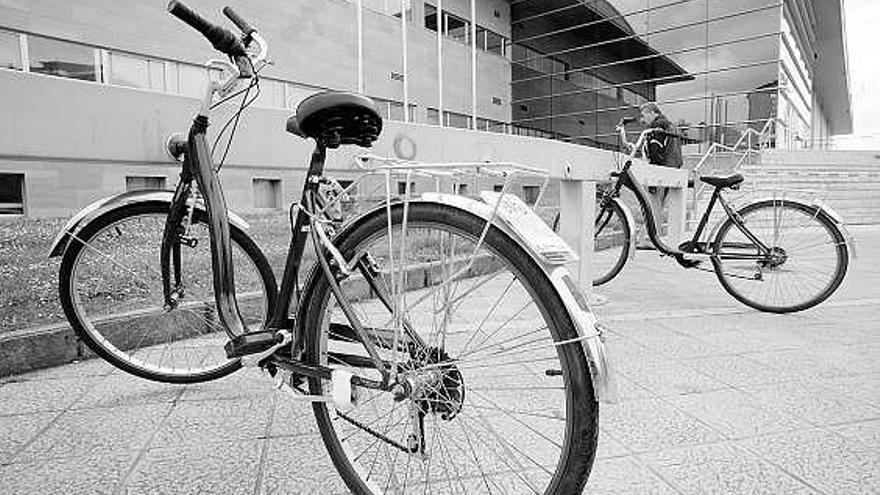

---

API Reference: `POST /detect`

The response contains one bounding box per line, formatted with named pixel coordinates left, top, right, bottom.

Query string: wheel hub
left=759, top=246, right=788, bottom=269
left=400, top=347, right=464, bottom=420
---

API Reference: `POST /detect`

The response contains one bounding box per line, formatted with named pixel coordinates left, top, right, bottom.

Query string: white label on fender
left=480, top=191, right=577, bottom=264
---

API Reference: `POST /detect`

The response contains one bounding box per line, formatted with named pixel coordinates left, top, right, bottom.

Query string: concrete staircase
left=687, top=149, right=880, bottom=229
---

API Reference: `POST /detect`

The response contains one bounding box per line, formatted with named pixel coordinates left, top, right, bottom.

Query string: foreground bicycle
left=49, top=2, right=614, bottom=493
left=572, top=119, right=852, bottom=313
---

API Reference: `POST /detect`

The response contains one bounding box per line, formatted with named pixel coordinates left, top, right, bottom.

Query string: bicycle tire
left=552, top=196, right=631, bottom=286
left=711, top=199, right=848, bottom=313
left=299, top=202, right=598, bottom=495
left=59, top=201, right=277, bottom=383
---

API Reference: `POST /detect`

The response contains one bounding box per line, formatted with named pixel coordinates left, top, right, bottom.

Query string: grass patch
left=0, top=212, right=295, bottom=334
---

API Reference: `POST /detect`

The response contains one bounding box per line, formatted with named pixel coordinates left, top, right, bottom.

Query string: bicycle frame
left=609, top=125, right=773, bottom=261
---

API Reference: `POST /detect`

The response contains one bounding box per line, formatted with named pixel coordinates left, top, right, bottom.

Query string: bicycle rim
left=302, top=203, right=596, bottom=495
left=60, top=205, right=273, bottom=382
left=712, top=200, right=848, bottom=313
left=593, top=200, right=630, bottom=286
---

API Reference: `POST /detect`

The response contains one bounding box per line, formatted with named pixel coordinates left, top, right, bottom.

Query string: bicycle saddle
left=699, top=173, right=744, bottom=189
left=286, top=91, right=382, bottom=149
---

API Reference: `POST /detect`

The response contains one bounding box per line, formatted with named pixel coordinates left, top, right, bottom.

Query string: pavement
left=1, top=226, right=878, bottom=494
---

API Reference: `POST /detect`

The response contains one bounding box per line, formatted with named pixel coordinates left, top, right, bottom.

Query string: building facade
left=0, top=0, right=851, bottom=218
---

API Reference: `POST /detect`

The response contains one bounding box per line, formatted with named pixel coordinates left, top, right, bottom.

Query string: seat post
left=692, top=187, right=722, bottom=240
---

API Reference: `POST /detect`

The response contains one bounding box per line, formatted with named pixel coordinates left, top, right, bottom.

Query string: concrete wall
left=0, top=0, right=511, bottom=122
left=0, top=69, right=615, bottom=219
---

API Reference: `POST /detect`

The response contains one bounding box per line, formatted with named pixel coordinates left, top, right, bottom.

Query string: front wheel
left=711, top=199, right=848, bottom=313
left=300, top=202, right=598, bottom=494
left=552, top=196, right=631, bottom=286
left=58, top=201, right=277, bottom=383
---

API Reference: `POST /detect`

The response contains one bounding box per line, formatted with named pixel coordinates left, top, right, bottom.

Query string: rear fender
left=48, top=189, right=250, bottom=258
left=707, top=195, right=856, bottom=258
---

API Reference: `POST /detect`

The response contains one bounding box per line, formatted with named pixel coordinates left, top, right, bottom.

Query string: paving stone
left=684, top=354, right=791, bottom=388
left=0, top=448, right=136, bottom=494
left=741, top=380, right=880, bottom=427
left=684, top=328, right=800, bottom=355
left=0, top=358, right=112, bottom=384
left=268, top=393, right=320, bottom=438
left=624, top=326, right=723, bottom=359
left=737, top=428, right=880, bottom=494
left=596, top=428, right=631, bottom=459
left=0, top=376, right=93, bottom=415
left=259, top=435, right=349, bottom=495
left=581, top=456, right=679, bottom=494
left=620, top=361, right=727, bottom=397
left=640, top=442, right=820, bottom=494
left=805, top=373, right=880, bottom=409
left=828, top=419, right=880, bottom=450
left=0, top=412, right=57, bottom=464
left=179, top=367, right=275, bottom=402
left=14, top=403, right=170, bottom=462
left=154, top=395, right=273, bottom=446
left=610, top=373, right=655, bottom=402
left=600, top=398, right=724, bottom=453
left=747, top=347, right=872, bottom=380
left=126, top=440, right=262, bottom=494
left=73, top=371, right=181, bottom=409
left=665, top=388, right=808, bottom=439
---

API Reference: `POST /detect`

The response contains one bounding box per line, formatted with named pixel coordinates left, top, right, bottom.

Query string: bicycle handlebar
left=167, top=0, right=247, bottom=57
left=223, top=6, right=257, bottom=41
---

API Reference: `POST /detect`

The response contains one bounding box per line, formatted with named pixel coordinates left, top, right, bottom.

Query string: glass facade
left=0, top=1, right=840, bottom=151
left=509, top=0, right=784, bottom=151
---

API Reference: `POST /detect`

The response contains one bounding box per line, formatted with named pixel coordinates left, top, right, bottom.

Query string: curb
left=0, top=254, right=502, bottom=378
left=0, top=322, right=85, bottom=377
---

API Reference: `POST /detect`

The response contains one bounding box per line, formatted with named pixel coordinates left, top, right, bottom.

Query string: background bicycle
left=557, top=119, right=854, bottom=313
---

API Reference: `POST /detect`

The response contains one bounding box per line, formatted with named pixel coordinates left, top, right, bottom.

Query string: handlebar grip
left=223, top=6, right=256, bottom=38
left=167, top=0, right=246, bottom=57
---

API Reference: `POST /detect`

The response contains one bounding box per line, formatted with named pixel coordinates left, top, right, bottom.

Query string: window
left=253, top=179, right=281, bottom=209
left=445, top=14, right=469, bottom=45
left=109, top=53, right=165, bottom=91
left=522, top=185, right=540, bottom=205
left=475, top=26, right=487, bottom=50
left=493, top=184, right=504, bottom=192
left=125, top=176, right=166, bottom=191
left=0, top=174, right=24, bottom=215
left=397, top=181, right=415, bottom=195
left=456, top=183, right=469, bottom=195
left=485, top=30, right=505, bottom=56
left=28, top=35, right=97, bottom=81
left=0, top=30, right=22, bottom=71
left=444, top=111, right=471, bottom=130
left=425, top=4, right=438, bottom=31
left=427, top=108, right=440, bottom=126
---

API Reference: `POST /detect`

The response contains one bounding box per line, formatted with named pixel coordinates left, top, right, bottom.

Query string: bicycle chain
left=336, top=411, right=412, bottom=454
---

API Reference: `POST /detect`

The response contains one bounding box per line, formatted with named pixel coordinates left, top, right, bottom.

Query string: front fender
left=48, top=189, right=250, bottom=258
left=420, top=192, right=618, bottom=403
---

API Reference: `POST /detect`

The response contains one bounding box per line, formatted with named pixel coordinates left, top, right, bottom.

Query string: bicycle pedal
left=225, top=330, right=287, bottom=359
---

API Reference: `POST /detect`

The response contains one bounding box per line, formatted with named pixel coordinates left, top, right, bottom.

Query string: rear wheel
left=300, top=202, right=598, bottom=494
left=711, top=199, right=848, bottom=313
left=59, top=202, right=277, bottom=383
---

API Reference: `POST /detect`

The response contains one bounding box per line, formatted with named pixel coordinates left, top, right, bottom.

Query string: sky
left=840, top=0, right=880, bottom=145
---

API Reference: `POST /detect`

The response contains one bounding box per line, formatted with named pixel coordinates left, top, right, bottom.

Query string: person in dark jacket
left=640, top=102, right=683, bottom=169
left=639, top=102, right=682, bottom=208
